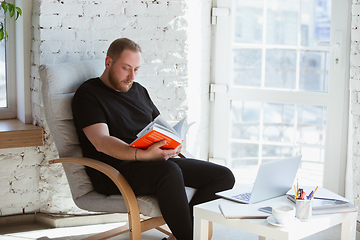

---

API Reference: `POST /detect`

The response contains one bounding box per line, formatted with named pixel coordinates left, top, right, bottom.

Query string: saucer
left=267, top=216, right=298, bottom=227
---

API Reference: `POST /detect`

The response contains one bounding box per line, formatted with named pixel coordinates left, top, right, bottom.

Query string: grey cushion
left=39, top=59, right=104, bottom=158
left=75, top=185, right=197, bottom=217
left=39, top=59, right=196, bottom=218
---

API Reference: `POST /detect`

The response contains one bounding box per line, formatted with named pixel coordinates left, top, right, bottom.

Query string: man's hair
left=107, top=38, right=142, bottom=62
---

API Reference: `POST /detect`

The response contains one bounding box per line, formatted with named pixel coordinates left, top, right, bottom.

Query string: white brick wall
left=0, top=0, right=211, bottom=216
left=0, top=147, right=42, bottom=215
left=348, top=0, right=360, bottom=221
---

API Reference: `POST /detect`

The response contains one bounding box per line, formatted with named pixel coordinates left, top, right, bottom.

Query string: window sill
left=0, top=119, right=44, bottom=149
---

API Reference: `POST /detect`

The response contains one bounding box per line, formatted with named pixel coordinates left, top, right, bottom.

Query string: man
left=72, top=38, right=235, bottom=240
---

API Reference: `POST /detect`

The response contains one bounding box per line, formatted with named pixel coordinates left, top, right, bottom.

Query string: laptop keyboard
left=232, top=192, right=251, bottom=202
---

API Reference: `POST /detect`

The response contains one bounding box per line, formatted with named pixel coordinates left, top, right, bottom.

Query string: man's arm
left=83, top=123, right=182, bottom=161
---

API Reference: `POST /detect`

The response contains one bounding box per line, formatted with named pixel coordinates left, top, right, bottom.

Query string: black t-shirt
left=72, top=78, right=160, bottom=167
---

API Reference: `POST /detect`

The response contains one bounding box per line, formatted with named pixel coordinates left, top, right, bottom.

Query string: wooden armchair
left=39, top=59, right=212, bottom=239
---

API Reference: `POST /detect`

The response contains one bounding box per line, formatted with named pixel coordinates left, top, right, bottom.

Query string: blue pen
left=307, top=190, right=313, bottom=199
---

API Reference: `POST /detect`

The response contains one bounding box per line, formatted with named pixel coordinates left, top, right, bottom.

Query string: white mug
left=272, top=205, right=296, bottom=225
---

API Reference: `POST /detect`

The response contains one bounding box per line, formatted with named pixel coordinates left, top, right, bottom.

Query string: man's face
left=107, top=49, right=141, bottom=92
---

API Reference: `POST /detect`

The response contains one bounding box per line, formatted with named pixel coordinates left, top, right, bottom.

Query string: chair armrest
left=49, top=157, right=140, bottom=214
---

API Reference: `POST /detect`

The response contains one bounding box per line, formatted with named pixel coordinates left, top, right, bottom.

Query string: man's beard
left=108, top=66, right=133, bottom=92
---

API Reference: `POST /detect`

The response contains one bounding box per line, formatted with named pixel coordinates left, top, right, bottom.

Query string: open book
left=129, top=115, right=194, bottom=149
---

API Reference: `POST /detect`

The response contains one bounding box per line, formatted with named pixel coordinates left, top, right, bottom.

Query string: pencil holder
left=296, top=199, right=312, bottom=221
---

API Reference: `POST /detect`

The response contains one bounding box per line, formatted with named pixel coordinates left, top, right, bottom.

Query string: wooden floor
left=0, top=221, right=359, bottom=240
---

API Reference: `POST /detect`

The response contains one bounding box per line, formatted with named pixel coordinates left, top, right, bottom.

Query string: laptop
left=216, top=155, right=302, bottom=204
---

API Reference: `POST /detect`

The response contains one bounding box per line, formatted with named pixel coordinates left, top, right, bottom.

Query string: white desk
left=194, top=196, right=357, bottom=240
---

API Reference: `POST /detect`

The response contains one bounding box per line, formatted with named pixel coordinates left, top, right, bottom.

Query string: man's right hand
left=138, top=140, right=182, bottom=161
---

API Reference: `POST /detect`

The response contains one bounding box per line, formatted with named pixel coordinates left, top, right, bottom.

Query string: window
left=0, top=3, right=16, bottom=119
left=0, top=1, right=43, bottom=149
left=0, top=0, right=32, bottom=122
left=210, top=0, right=351, bottom=194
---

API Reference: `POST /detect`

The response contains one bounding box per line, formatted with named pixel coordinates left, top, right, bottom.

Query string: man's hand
left=139, top=140, right=183, bottom=161
left=83, top=123, right=183, bottom=161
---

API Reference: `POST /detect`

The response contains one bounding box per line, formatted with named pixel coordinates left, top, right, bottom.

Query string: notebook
left=216, top=155, right=302, bottom=204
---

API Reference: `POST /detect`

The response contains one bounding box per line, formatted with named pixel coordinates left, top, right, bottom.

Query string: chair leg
left=208, top=221, right=213, bottom=240
left=155, top=223, right=172, bottom=236
left=129, top=211, right=142, bottom=240
left=141, top=215, right=171, bottom=237
left=140, top=216, right=167, bottom=233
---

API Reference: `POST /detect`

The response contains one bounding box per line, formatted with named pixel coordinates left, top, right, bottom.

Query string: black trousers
left=87, top=158, right=235, bottom=240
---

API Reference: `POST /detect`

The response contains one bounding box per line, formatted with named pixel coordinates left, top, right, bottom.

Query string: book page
left=136, top=115, right=160, bottom=137
left=154, top=115, right=178, bottom=135
left=173, top=117, right=187, bottom=136
left=134, top=115, right=193, bottom=146
left=153, top=124, right=180, bottom=139
left=180, top=122, right=195, bottom=139
left=173, top=117, right=195, bottom=139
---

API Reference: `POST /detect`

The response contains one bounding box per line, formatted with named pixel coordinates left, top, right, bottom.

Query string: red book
left=129, top=115, right=193, bottom=150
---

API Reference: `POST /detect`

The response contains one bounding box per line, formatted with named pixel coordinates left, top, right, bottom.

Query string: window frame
left=210, top=0, right=351, bottom=195
left=0, top=3, right=16, bottom=119
left=0, top=0, right=32, bottom=123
